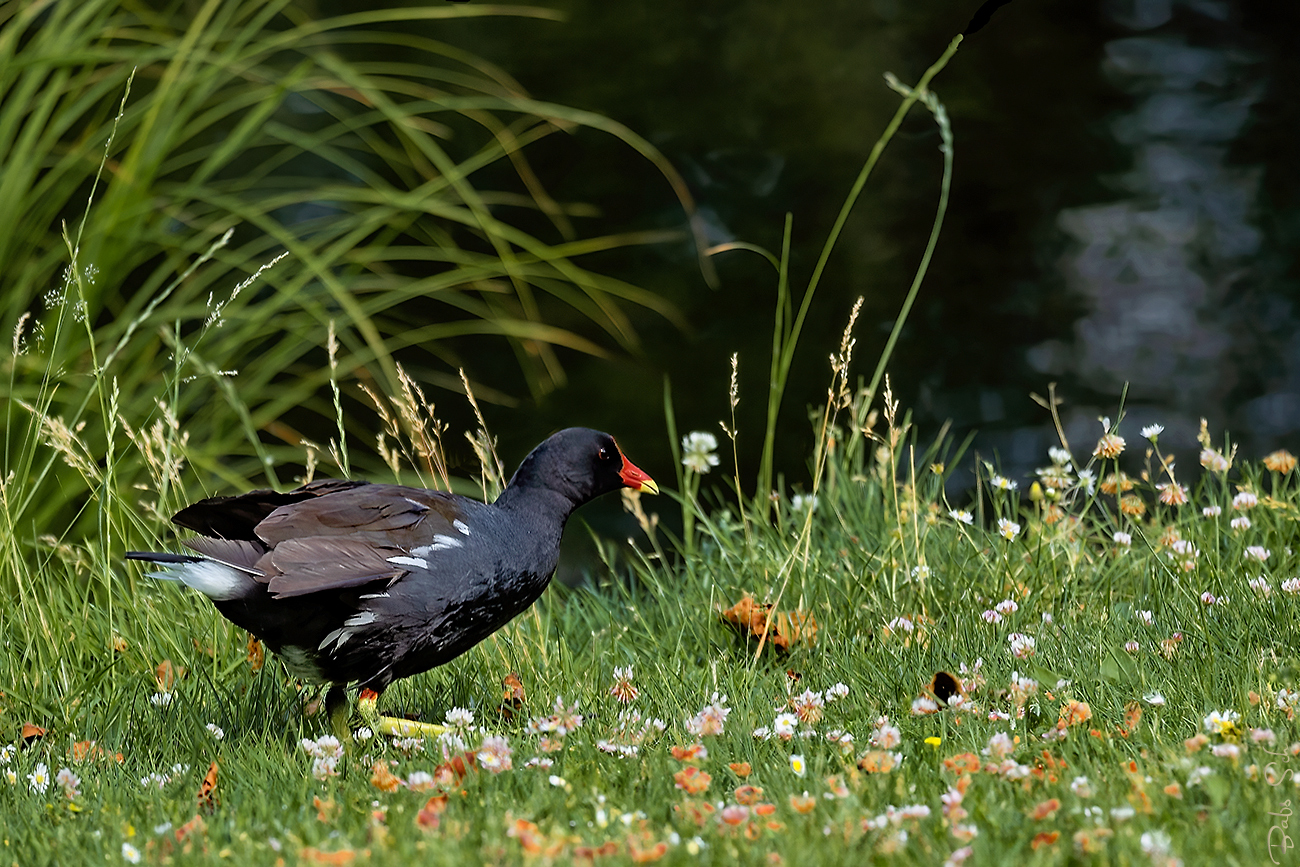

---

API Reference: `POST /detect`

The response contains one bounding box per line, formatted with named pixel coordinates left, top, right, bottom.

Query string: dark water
left=330, top=0, right=1300, bottom=497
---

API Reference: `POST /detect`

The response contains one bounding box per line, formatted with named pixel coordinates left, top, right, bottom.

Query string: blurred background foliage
left=0, top=0, right=714, bottom=547
left=3, top=0, right=1297, bottom=555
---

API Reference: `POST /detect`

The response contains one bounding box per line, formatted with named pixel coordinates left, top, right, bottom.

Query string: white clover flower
left=1141, top=830, right=1173, bottom=858
left=1137, top=610, right=1153, bottom=626
left=1246, top=545, right=1270, bottom=563
left=445, top=707, right=475, bottom=728
left=205, top=723, right=224, bottom=740
left=1200, top=449, right=1230, bottom=473
left=476, top=735, right=513, bottom=773
left=55, top=767, right=80, bottom=796
left=1113, top=530, right=1132, bottom=547
left=1233, top=491, right=1258, bottom=510
left=1071, top=776, right=1093, bottom=797
left=1283, top=577, right=1300, bottom=595
left=680, top=431, right=719, bottom=474
left=1144, top=692, right=1166, bottom=706
left=981, top=609, right=1002, bottom=624
left=1008, top=633, right=1035, bottom=659
left=791, top=493, right=817, bottom=513
left=995, top=599, right=1019, bottom=615
left=1231, top=516, right=1251, bottom=531
left=1203, top=505, right=1222, bottom=517
left=825, top=682, right=849, bottom=701
left=1249, top=577, right=1272, bottom=596
left=1076, top=468, right=1096, bottom=494
left=1048, top=446, right=1072, bottom=465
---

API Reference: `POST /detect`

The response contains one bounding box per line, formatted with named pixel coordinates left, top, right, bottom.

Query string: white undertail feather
left=156, top=559, right=257, bottom=601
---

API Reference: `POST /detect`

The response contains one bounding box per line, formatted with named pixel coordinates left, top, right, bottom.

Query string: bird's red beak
left=617, top=449, right=659, bottom=494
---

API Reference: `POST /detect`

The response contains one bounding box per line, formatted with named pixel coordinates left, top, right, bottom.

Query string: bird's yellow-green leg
left=357, top=688, right=450, bottom=738
left=325, top=683, right=351, bottom=742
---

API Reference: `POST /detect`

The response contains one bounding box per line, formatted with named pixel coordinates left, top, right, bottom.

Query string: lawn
left=2, top=364, right=1297, bottom=865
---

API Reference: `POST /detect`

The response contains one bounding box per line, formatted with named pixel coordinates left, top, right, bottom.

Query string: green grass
left=2, top=390, right=1298, bottom=866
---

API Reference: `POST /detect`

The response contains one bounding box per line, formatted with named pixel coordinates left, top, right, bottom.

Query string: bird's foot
left=356, top=688, right=449, bottom=738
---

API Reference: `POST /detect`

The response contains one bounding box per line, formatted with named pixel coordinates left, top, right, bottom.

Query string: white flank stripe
left=453, top=519, right=470, bottom=536
left=387, top=555, right=428, bottom=570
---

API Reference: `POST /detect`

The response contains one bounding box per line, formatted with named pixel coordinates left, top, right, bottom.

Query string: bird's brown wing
left=247, top=484, right=474, bottom=598
left=171, top=479, right=369, bottom=541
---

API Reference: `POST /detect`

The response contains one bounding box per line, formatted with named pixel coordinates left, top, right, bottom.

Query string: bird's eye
left=598, top=447, right=610, bottom=461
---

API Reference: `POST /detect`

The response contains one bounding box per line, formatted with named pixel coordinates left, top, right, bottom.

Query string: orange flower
left=1030, top=798, right=1061, bottom=821
left=673, top=800, right=715, bottom=826
left=734, top=785, right=764, bottom=805
left=1119, top=495, right=1146, bottom=517
left=942, top=752, right=981, bottom=775
left=314, top=796, right=338, bottom=823
left=629, top=841, right=668, bottom=863
left=1073, top=827, right=1113, bottom=854
left=671, top=743, right=708, bottom=762
left=673, top=767, right=711, bottom=795
left=858, top=750, right=899, bottom=773
left=301, top=848, right=356, bottom=865
left=1163, top=782, right=1183, bottom=799
left=753, top=803, right=777, bottom=817
left=719, top=805, right=750, bottom=826
left=1031, top=831, right=1060, bottom=850
left=1264, top=449, right=1298, bottom=474
left=508, top=818, right=544, bottom=855
left=728, top=762, right=752, bottom=777
left=1059, top=700, right=1092, bottom=727
left=1184, top=734, right=1209, bottom=753
left=415, top=795, right=446, bottom=831
left=1093, top=433, right=1125, bottom=459
left=370, top=760, right=403, bottom=793
left=788, top=793, right=816, bottom=814
left=1100, top=472, right=1135, bottom=495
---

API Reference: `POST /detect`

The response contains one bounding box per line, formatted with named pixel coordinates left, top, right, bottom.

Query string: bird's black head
left=503, top=427, right=658, bottom=507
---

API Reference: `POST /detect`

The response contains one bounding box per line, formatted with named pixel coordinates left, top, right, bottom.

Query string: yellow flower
left=924, top=736, right=942, bottom=748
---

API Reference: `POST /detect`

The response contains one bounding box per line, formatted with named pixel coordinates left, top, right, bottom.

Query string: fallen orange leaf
left=247, top=635, right=265, bottom=672
left=720, top=595, right=817, bottom=652
left=196, top=761, right=218, bottom=812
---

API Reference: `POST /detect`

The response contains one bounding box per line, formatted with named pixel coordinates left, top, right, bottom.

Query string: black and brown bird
left=127, top=427, right=657, bottom=735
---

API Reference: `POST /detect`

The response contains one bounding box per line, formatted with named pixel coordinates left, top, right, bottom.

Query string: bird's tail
left=125, top=551, right=258, bottom=600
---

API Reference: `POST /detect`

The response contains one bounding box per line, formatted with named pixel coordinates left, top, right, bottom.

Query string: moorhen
left=126, top=427, right=657, bottom=736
